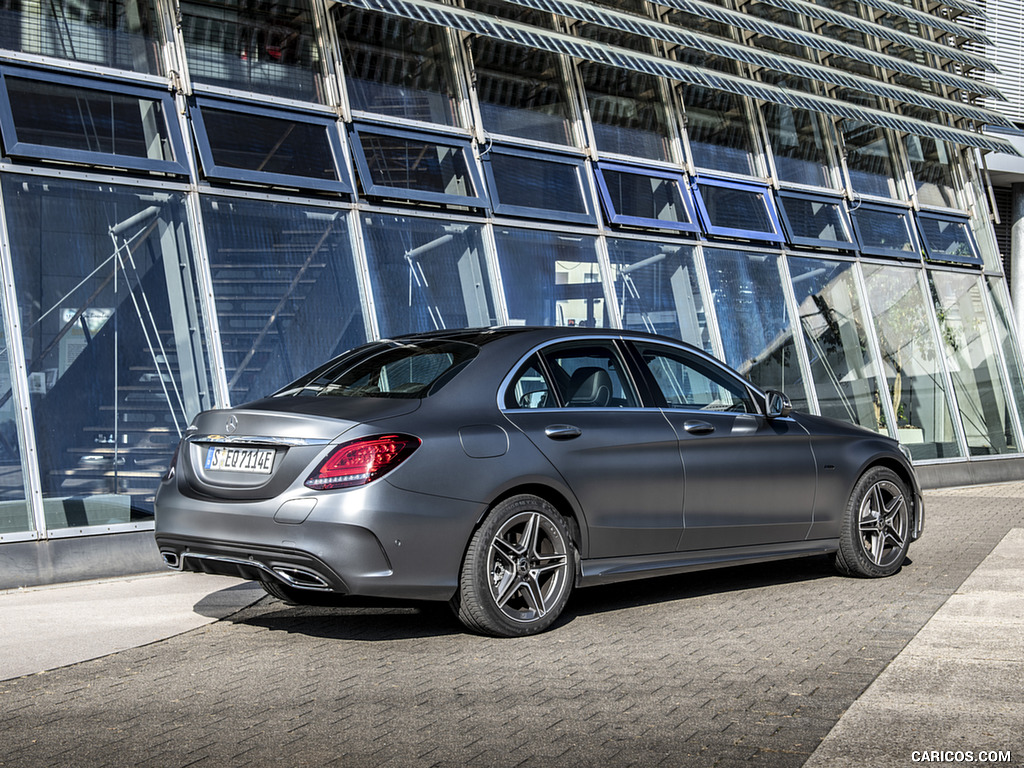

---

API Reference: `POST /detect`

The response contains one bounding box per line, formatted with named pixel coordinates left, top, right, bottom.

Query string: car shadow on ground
left=225, top=553, right=875, bottom=641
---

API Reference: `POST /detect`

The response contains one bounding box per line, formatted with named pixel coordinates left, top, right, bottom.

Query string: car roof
left=388, top=326, right=702, bottom=349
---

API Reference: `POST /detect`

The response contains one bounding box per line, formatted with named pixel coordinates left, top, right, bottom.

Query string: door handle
left=683, top=419, right=715, bottom=435
left=544, top=424, right=582, bottom=440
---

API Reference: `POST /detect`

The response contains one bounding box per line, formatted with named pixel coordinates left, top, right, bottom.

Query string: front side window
left=0, top=0, right=164, bottom=75
left=334, top=6, right=460, bottom=126
left=540, top=343, right=639, bottom=408
left=180, top=0, right=323, bottom=101
left=635, top=343, right=754, bottom=413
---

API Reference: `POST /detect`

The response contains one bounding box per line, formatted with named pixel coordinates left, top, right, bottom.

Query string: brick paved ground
left=2, top=483, right=1023, bottom=768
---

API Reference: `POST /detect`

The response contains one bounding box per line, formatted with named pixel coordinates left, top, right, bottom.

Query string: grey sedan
left=155, top=327, right=923, bottom=637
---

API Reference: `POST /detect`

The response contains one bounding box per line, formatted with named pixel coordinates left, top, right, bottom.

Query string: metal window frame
left=190, top=96, right=352, bottom=194
left=349, top=122, right=489, bottom=207
left=917, top=210, right=983, bottom=267
left=691, top=176, right=785, bottom=243
left=594, top=161, right=700, bottom=233
left=850, top=201, right=922, bottom=261
left=0, top=65, right=188, bottom=175
left=776, top=189, right=856, bottom=250
left=481, top=143, right=597, bottom=225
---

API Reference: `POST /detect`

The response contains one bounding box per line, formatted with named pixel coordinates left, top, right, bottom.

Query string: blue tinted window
left=777, top=191, right=854, bottom=249
left=852, top=203, right=920, bottom=260
left=918, top=213, right=981, bottom=266
left=595, top=163, right=698, bottom=233
left=693, top=178, right=783, bottom=242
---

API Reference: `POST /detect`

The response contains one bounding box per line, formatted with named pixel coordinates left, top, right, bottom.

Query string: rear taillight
left=304, top=434, right=420, bottom=491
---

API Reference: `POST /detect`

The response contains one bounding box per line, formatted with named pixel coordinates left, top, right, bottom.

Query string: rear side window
left=505, top=341, right=639, bottom=409
left=277, top=340, right=478, bottom=398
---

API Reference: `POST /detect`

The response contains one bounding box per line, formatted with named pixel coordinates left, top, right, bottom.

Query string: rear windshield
left=275, top=340, right=478, bottom=399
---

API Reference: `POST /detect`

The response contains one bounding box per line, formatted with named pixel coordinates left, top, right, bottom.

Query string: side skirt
left=579, top=539, right=839, bottom=587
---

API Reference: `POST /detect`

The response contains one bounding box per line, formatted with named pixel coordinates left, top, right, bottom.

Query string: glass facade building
left=1, top=0, right=1022, bottom=585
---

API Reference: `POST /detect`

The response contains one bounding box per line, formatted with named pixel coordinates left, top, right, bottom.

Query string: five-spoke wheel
left=836, top=467, right=912, bottom=578
left=453, top=494, right=575, bottom=637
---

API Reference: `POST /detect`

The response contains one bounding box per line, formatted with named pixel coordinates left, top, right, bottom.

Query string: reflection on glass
left=840, top=106, right=899, bottom=198
left=486, top=150, right=589, bottom=219
left=598, top=167, right=695, bottom=230
left=677, top=53, right=757, bottom=176
left=361, top=216, right=496, bottom=337
left=861, top=263, right=959, bottom=459
left=201, top=197, right=366, bottom=404
left=3, top=176, right=213, bottom=527
left=759, top=70, right=833, bottom=188
left=905, top=136, right=958, bottom=210
left=788, top=257, right=884, bottom=430
left=0, top=0, right=164, bottom=75
left=334, top=6, right=459, bottom=125
left=704, top=248, right=807, bottom=408
left=0, top=318, right=31, bottom=535
left=919, top=216, right=978, bottom=265
left=180, top=0, right=323, bottom=101
left=986, top=276, right=1024, bottom=435
left=853, top=205, right=918, bottom=259
left=605, top=239, right=711, bottom=351
left=494, top=228, right=606, bottom=327
left=577, top=26, right=672, bottom=161
left=470, top=37, right=574, bottom=145
left=779, top=194, right=853, bottom=247
left=930, top=272, right=1018, bottom=456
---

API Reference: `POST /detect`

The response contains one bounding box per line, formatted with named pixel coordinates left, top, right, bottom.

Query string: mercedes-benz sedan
left=155, top=327, right=923, bottom=637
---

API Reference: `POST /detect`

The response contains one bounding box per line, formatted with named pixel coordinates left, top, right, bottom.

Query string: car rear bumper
left=154, top=480, right=485, bottom=601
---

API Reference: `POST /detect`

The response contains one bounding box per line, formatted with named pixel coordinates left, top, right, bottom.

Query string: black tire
left=835, top=467, right=912, bottom=578
left=260, top=580, right=348, bottom=607
left=452, top=494, right=576, bottom=637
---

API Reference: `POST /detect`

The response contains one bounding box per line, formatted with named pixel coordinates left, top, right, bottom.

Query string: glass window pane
left=704, top=248, right=808, bottom=408
left=180, top=0, right=323, bottom=102
left=987, top=276, right=1024, bottom=437
left=577, top=26, right=672, bottom=162
left=759, top=71, right=833, bottom=188
left=0, top=325, right=32, bottom=535
left=194, top=102, right=347, bottom=190
left=606, top=238, right=711, bottom=351
left=778, top=193, right=854, bottom=249
left=0, top=0, right=164, bottom=76
left=3, top=176, right=214, bottom=528
left=931, top=272, right=1018, bottom=456
left=506, top=356, right=555, bottom=409
left=201, top=196, right=367, bottom=404
left=470, top=36, right=574, bottom=145
left=352, top=127, right=484, bottom=205
left=485, top=148, right=593, bottom=223
left=334, top=6, right=459, bottom=126
left=853, top=204, right=919, bottom=259
left=905, top=136, right=958, bottom=210
left=788, top=257, right=885, bottom=430
left=919, top=215, right=980, bottom=266
left=861, top=263, right=960, bottom=459
left=840, top=111, right=899, bottom=199
left=0, top=70, right=184, bottom=172
left=360, top=215, right=497, bottom=336
left=495, top=228, right=607, bottom=328
left=694, top=180, right=783, bottom=241
left=672, top=47, right=756, bottom=176
left=596, top=165, right=697, bottom=232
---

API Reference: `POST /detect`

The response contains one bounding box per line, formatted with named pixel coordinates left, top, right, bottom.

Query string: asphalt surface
left=1, top=482, right=1022, bottom=768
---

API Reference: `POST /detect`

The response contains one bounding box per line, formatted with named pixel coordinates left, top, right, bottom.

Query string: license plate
left=204, top=446, right=276, bottom=474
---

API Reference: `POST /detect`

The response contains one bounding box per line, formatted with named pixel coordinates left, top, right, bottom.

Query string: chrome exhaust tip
left=273, top=567, right=331, bottom=590
left=161, top=551, right=181, bottom=569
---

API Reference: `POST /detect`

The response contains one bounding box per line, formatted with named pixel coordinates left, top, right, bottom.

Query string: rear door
left=629, top=341, right=816, bottom=551
left=501, top=339, right=683, bottom=558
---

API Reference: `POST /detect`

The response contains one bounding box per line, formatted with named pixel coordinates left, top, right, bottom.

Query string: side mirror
left=765, top=390, right=792, bottom=418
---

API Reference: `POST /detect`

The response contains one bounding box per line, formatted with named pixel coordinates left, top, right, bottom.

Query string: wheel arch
left=857, top=455, right=923, bottom=539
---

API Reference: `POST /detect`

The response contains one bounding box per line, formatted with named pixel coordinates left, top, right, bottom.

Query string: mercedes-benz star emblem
left=225, top=415, right=238, bottom=434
